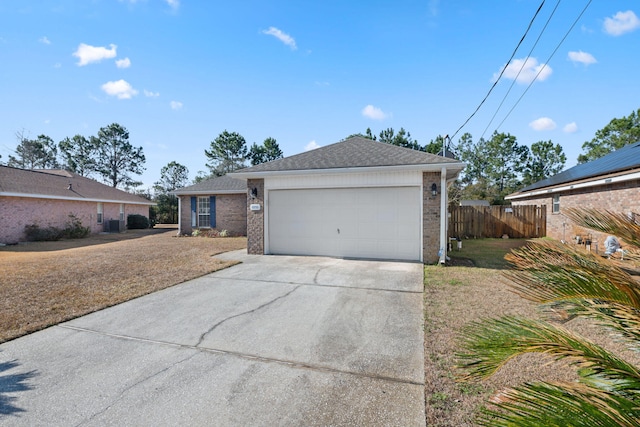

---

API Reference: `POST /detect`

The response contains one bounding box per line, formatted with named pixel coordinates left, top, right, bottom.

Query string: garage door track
left=0, top=251, right=425, bottom=426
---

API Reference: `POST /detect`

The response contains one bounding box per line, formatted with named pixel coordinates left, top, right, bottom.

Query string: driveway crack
left=195, top=285, right=300, bottom=347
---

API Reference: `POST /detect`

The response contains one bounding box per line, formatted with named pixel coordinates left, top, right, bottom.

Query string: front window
left=198, top=196, right=210, bottom=227
left=552, top=195, right=560, bottom=213
left=97, top=203, right=103, bottom=224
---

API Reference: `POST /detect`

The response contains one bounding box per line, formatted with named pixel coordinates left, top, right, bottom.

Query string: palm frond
left=477, top=381, right=640, bottom=427
left=504, top=240, right=640, bottom=308
left=457, top=316, right=640, bottom=390
left=565, top=208, right=640, bottom=249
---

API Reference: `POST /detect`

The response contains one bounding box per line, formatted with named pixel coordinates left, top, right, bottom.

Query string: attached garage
left=268, top=187, right=421, bottom=261
left=230, top=136, right=465, bottom=264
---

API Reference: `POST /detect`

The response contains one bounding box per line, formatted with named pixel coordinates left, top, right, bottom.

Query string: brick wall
left=177, top=194, right=247, bottom=236
left=246, top=179, right=264, bottom=254
left=423, top=172, right=442, bottom=264
left=511, top=179, right=640, bottom=248
left=0, top=196, right=148, bottom=244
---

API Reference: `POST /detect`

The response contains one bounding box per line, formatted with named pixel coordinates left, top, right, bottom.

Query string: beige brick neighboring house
left=230, top=136, right=465, bottom=264
left=507, top=141, right=640, bottom=248
left=173, top=175, right=247, bottom=237
left=0, top=166, right=154, bottom=244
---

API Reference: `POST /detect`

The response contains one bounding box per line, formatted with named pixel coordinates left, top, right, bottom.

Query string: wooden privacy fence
left=449, top=205, right=546, bottom=239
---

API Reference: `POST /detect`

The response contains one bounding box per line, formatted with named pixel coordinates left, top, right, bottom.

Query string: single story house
left=229, top=136, right=465, bottom=263
left=506, top=140, right=640, bottom=245
left=172, top=175, right=247, bottom=236
left=0, top=166, right=154, bottom=244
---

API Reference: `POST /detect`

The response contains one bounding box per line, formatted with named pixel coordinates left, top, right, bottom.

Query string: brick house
left=173, top=175, right=247, bottom=236
left=0, top=166, right=154, bottom=244
left=229, top=136, right=465, bottom=263
left=506, top=141, right=640, bottom=248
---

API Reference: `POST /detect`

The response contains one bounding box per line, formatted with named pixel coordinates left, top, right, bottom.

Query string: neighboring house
left=0, top=166, right=154, bottom=244
left=172, top=175, right=247, bottom=237
left=229, top=136, right=465, bottom=263
left=507, top=141, right=640, bottom=245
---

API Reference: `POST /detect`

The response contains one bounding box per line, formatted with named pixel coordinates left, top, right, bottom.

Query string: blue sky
left=1, top=1, right=639, bottom=189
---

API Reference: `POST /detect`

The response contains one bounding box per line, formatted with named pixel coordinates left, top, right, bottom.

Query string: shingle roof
left=230, top=136, right=464, bottom=175
left=0, top=166, right=154, bottom=205
left=172, top=175, right=246, bottom=195
left=515, top=141, right=640, bottom=194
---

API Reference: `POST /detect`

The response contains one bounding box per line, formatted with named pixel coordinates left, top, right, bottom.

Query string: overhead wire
left=494, top=0, right=593, bottom=131
left=449, top=0, right=546, bottom=142
left=480, top=0, right=562, bottom=141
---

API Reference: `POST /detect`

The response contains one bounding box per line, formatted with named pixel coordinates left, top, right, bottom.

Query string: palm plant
left=458, top=208, right=640, bottom=426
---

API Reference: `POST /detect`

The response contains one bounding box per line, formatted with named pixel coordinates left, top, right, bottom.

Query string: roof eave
left=229, top=162, right=466, bottom=180
left=506, top=169, right=640, bottom=200
left=171, top=189, right=245, bottom=196
left=0, top=192, right=155, bottom=205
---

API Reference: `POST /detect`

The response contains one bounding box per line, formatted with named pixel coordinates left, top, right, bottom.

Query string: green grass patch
left=448, top=238, right=532, bottom=269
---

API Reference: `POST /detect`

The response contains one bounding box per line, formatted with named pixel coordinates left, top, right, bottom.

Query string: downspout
left=177, top=196, right=181, bottom=236
left=439, top=166, right=448, bottom=265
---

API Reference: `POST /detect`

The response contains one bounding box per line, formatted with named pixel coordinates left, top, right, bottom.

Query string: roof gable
left=0, top=166, right=153, bottom=205
left=230, top=136, right=463, bottom=175
left=514, top=141, right=640, bottom=194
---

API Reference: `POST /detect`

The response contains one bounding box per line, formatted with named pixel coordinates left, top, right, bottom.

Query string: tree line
left=4, top=107, right=639, bottom=220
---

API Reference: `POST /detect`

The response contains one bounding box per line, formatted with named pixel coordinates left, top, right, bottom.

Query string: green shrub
left=24, top=224, right=63, bottom=241
left=62, top=214, right=90, bottom=239
left=127, top=214, right=150, bottom=229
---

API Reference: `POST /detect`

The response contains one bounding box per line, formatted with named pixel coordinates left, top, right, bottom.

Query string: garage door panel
left=268, top=187, right=420, bottom=261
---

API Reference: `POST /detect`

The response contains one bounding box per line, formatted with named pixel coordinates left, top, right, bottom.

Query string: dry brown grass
left=424, top=239, right=640, bottom=426
left=0, top=226, right=247, bottom=343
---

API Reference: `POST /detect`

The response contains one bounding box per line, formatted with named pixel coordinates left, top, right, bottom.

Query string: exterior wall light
left=250, top=187, right=258, bottom=199
left=431, top=183, right=438, bottom=196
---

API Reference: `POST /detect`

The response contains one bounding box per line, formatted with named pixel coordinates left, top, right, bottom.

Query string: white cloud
left=604, top=10, right=640, bottom=36
left=54, top=63, right=61, bottom=68
left=170, top=101, right=183, bottom=110
left=73, top=43, right=117, bottom=66
left=563, top=122, right=578, bottom=133
left=144, top=89, right=160, bottom=97
left=305, top=140, right=320, bottom=151
left=39, top=36, right=51, bottom=45
left=101, top=79, right=138, bottom=99
left=361, top=104, right=389, bottom=120
left=165, top=0, right=179, bottom=10
left=428, top=0, right=439, bottom=16
left=493, top=57, right=552, bottom=85
left=262, top=27, right=297, bottom=50
left=529, top=117, right=556, bottom=131
left=568, top=50, right=597, bottom=65
left=115, top=57, right=131, bottom=68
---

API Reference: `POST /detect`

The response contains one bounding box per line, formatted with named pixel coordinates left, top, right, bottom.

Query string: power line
left=449, top=0, right=546, bottom=142
left=494, top=0, right=593, bottom=131
left=480, top=0, right=562, bottom=141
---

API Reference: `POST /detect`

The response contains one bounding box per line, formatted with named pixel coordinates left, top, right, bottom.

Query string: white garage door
left=268, top=187, right=421, bottom=261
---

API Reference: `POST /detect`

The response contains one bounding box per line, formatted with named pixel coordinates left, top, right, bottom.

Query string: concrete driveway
left=0, top=251, right=425, bottom=426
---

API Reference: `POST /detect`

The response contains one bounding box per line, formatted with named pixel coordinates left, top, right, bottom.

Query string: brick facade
left=423, top=172, right=442, bottom=264
left=0, top=196, right=149, bottom=244
left=511, top=179, right=640, bottom=249
left=177, top=194, right=247, bottom=236
left=246, top=179, right=264, bottom=254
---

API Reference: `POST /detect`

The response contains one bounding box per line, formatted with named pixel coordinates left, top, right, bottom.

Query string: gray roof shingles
left=515, top=141, right=640, bottom=194
left=0, top=166, right=153, bottom=204
left=231, top=136, right=462, bottom=174
left=173, top=175, right=246, bottom=194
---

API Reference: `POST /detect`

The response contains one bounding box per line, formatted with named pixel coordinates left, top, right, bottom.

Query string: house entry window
left=119, top=204, right=124, bottom=221
left=198, top=196, right=210, bottom=228
left=97, top=202, right=103, bottom=224
left=552, top=194, right=560, bottom=213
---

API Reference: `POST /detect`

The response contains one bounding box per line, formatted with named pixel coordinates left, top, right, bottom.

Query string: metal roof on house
left=230, top=136, right=464, bottom=176
left=0, top=166, right=154, bottom=205
left=513, top=141, right=640, bottom=194
left=172, top=175, right=246, bottom=195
